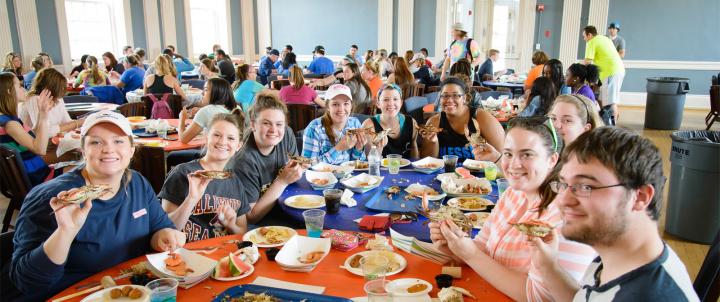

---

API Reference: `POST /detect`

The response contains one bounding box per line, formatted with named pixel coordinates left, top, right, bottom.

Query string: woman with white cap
left=302, top=83, right=367, bottom=164
left=10, top=110, right=185, bottom=301
left=440, top=22, right=482, bottom=81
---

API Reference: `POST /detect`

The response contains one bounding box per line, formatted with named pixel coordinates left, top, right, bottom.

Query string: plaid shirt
left=301, top=117, right=366, bottom=164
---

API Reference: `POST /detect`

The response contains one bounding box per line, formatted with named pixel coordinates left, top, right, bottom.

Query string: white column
left=143, top=0, right=162, bottom=59
left=396, top=0, right=413, bottom=53
left=160, top=0, right=177, bottom=50
left=473, top=0, right=493, bottom=54
left=183, top=0, right=194, bottom=59
left=588, top=0, right=609, bottom=31
left=240, top=0, right=256, bottom=62
left=54, top=0, right=72, bottom=73
left=558, top=0, right=582, bottom=65
left=377, top=0, right=393, bottom=51
left=256, top=0, right=271, bottom=52
left=434, top=0, right=450, bottom=58
left=0, top=0, right=13, bottom=55
left=13, top=0, right=42, bottom=68
left=516, top=0, right=537, bottom=73
left=224, top=0, right=233, bottom=55
left=123, top=0, right=134, bottom=47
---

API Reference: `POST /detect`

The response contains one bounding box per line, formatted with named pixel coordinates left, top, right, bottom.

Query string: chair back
left=426, top=86, right=440, bottom=93
left=271, top=80, right=291, bottom=90
left=141, top=94, right=183, bottom=119
left=351, top=113, right=370, bottom=124
left=400, top=83, right=422, bottom=99
left=479, top=90, right=513, bottom=101
left=1, top=230, right=14, bottom=269
left=286, top=104, right=317, bottom=133
left=130, top=146, right=166, bottom=193
left=712, top=75, right=718, bottom=86
left=472, top=86, right=492, bottom=93
left=0, top=145, right=31, bottom=232
left=63, top=95, right=98, bottom=104
left=118, top=102, right=146, bottom=117
left=710, top=86, right=720, bottom=113
left=404, top=96, right=429, bottom=124
left=181, top=79, right=205, bottom=89
left=694, top=229, right=720, bottom=302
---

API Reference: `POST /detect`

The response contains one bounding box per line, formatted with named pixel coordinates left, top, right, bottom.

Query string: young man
left=477, top=49, right=500, bottom=81
left=583, top=25, right=625, bottom=125
left=607, top=22, right=626, bottom=58
left=440, top=22, right=481, bottom=81
left=349, top=44, right=364, bottom=66
left=530, top=127, right=699, bottom=302
left=420, top=48, right=433, bottom=68
left=307, top=46, right=334, bottom=76
left=258, top=49, right=279, bottom=85
left=215, top=49, right=235, bottom=83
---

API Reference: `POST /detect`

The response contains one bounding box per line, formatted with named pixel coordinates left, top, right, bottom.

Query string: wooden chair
left=426, top=86, right=440, bottom=93
left=400, top=83, right=421, bottom=99
left=471, top=86, right=492, bottom=93
left=286, top=104, right=317, bottom=133
left=141, top=94, right=183, bottom=119
left=706, top=85, right=719, bottom=130
left=271, top=79, right=290, bottom=90
left=0, top=145, right=31, bottom=232
left=130, top=145, right=166, bottom=194
left=414, top=83, right=425, bottom=97
left=118, top=102, right=146, bottom=117
left=694, top=229, right=720, bottom=302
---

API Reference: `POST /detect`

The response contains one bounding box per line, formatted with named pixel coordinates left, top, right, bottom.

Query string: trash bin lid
left=671, top=130, right=720, bottom=146
left=647, top=77, right=690, bottom=83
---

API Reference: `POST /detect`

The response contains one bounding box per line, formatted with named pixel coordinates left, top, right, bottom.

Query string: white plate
left=404, top=183, right=446, bottom=201
left=385, top=278, right=433, bottom=297
left=242, top=226, right=297, bottom=248
left=441, top=177, right=492, bottom=197
left=381, top=158, right=411, bottom=168
left=463, top=159, right=493, bottom=171
left=80, top=285, right=151, bottom=302
left=145, top=248, right=217, bottom=280
left=305, top=170, right=339, bottom=190
left=447, top=196, right=494, bottom=211
left=343, top=250, right=407, bottom=277
left=284, top=194, right=326, bottom=209
left=465, top=212, right=491, bottom=229
left=275, top=235, right=331, bottom=271
left=341, top=160, right=369, bottom=171
left=341, top=173, right=384, bottom=193
left=435, top=172, right=461, bottom=183
left=211, top=259, right=255, bottom=281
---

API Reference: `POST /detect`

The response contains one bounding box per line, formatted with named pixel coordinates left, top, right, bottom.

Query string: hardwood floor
left=0, top=106, right=715, bottom=280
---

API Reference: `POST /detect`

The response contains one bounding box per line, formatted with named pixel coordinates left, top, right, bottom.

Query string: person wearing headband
left=548, top=94, right=604, bottom=145
left=430, top=116, right=596, bottom=301
left=360, top=84, right=419, bottom=158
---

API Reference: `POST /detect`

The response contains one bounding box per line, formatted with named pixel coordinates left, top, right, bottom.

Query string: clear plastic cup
left=302, top=209, right=325, bottom=238
left=323, top=189, right=343, bottom=214
left=484, top=164, right=498, bottom=181
left=443, top=155, right=459, bottom=172
left=496, top=178, right=509, bottom=196
left=387, top=154, right=402, bottom=174
left=360, top=254, right=389, bottom=281
left=363, top=279, right=391, bottom=302
left=146, top=278, right=178, bottom=302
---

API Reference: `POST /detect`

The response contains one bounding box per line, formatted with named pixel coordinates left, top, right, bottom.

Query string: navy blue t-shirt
left=10, top=168, right=174, bottom=301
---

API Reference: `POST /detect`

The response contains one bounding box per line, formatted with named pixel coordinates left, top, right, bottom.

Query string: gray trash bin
left=665, top=130, right=720, bottom=244
left=644, top=77, right=690, bottom=130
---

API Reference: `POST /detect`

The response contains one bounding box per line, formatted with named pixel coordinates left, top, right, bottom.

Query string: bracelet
left=493, top=154, right=502, bottom=164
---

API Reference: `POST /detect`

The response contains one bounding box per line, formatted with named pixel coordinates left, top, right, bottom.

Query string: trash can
left=665, top=130, right=720, bottom=244
left=644, top=77, right=690, bottom=130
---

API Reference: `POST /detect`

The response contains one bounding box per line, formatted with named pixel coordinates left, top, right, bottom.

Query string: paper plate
left=343, top=250, right=407, bottom=277
left=80, top=285, right=151, bottom=302
left=447, top=196, right=494, bottom=211
left=284, top=194, right=326, bottom=209
left=242, top=226, right=297, bottom=248
left=465, top=212, right=491, bottom=229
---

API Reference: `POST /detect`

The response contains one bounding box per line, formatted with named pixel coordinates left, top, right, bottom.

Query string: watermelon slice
left=214, top=256, right=231, bottom=278
left=455, top=167, right=473, bottom=179
left=229, top=253, right=252, bottom=276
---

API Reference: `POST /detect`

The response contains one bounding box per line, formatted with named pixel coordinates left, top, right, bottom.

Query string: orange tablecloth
left=50, top=231, right=511, bottom=301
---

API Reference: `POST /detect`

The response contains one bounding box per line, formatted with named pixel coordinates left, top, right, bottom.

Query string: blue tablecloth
left=278, top=168, right=499, bottom=242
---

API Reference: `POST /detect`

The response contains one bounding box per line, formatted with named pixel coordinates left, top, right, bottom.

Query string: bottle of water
left=368, top=146, right=381, bottom=176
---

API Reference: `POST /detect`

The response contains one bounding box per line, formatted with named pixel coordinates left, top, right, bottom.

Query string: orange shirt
left=368, top=75, right=383, bottom=101
left=475, top=187, right=597, bottom=301
left=524, top=65, right=544, bottom=90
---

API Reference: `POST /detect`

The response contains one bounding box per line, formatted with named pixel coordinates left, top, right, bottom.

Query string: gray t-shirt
left=229, top=127, right=298, bottom=225
left=345, top=80, right=371, bottom=114
left=217, top=59, right=235, bottom=81
left=611, top=35, right=626, bottom=52
left=158, top=160, right=250, bottom=242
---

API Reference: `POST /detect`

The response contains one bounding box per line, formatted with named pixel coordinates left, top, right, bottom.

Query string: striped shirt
left=475, top=187, right=597, bottom=301
left=301, top=117, right=366, bottom=165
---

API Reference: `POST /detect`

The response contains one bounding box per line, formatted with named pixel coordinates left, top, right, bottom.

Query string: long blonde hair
left=154, top=55, right=177, bottom=77
left=85, top=56, right=103, bottom=85
left=3, top=52, right=22, bottom=74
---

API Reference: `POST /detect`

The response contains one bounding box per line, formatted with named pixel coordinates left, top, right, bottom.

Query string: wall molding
left=256, top=0, right=271, bottom=53
left=0, top=0, right=13, bottom=54
left=54, top=0, right=72, bottom=72
left=13, top=0, right=42, bottom=69
left=620, top=92, right=709, bottom=109
left=240, top=0, right=256, bottom=62
left=623, top=60, right=720, bottom=71
left=143, top=0, right=162, bottom=59
left=396, top=0, right=413, bottom=53
left=558, top=0, right=582, bottom=67
left=433, top=0, right=450, bottom=58
left=159, top=0, right=177, bottom=50
left=378, top=0, right=393, bottom=50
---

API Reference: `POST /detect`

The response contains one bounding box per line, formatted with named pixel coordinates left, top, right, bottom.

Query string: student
left=232, top=64, right=268, bottom=112
left=10, top=111, right=184, bottom=301
left=477, top=49, right=500, bottom=81
left=307, top=46, right=334, bottom=76
left=134, top=48, right=148, bottom=70
left=419, top=48, right=433, bottom=67
left=349, top=44, right=364, bottom=66
left=548, top=94, right=603, bottom=145
left=524, top=51, right=549, bottom=90
left=529, top=127, right=698, bottom=302
left=410, top=53, right=437, bottom=87
left=3, top=52, right=24, bottom=81
left=73, top=56, right=108, bottom=88
left=23, top=55, right=44, bottom=89
left=543, top=59, right=572, bottom=95
left=229, top=93, right=305, bottom=226
left=361, top=84, right=419, bottom=158
left=565, top=63, right=599, bottom=102
left=279, top=66, right=324, bottom=107
left=116, top=54, right=144, bottom=94
left=375, top=49, right=394, bottom=77
left=342, top=63, right=372, bottom=114
left=520, top=77, right=557, bottom=117
left=440, top=22, right=482, bottom=81
left=143, top=55, right=188, bottom=101
left=258, top=49, right=279, bottom=85
left=102, top=51, right=124, bottom=75
left=215, top=49, right=235, bottom=83
left=179, top=78, right=238, bottom=144
left=420, top=77, right=504, bottom=161
left=38, top=52, right=53, bottom=69
left=277, top=52, right=297, bottom=78
left=430, top=116, right=596, bottom=302
left=160, top=113, right=249, bottom=242
left=583, top=26, right=625, bottom=125
left=387, top=58, right=415, bottom=88
left=198, top=58, right=219, bottom=80
left=361, top=60, right=383, bottom=103
left=21, top=68, right=83, bottom=137
left=302, top=84, right=367, bottom=164
left=69, top=54, right=89, bottom=77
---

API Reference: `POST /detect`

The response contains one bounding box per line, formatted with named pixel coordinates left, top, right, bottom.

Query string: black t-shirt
left=158, top=160, right=250, bottom=242
left=413, top=66, right=437, bottom=87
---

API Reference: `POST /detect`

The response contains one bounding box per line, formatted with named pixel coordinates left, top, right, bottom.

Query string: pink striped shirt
left=475, top=187, right=597, bottom=301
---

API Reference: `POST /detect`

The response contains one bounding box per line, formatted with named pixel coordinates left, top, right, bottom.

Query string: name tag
left=132, top=208, right=148, bottom=219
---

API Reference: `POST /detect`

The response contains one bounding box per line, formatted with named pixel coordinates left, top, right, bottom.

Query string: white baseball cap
left=452, top=22, right=467, bottom=33
left=80, top=110, right=133, bottom=136
left=325, top=84, right=353, bottom=101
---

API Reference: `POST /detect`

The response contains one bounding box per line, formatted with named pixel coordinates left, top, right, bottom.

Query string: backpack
left=449, top=39, right=480, bottom=80
left=147, top=93, right=174, bottom=119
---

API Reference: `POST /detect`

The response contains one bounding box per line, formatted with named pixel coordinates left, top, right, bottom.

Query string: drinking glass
left=363, top=279, right=391, bottom=302
left=146, top=278, right=178, bottom=302
left=443, top=155, right=459, bottom=173
left=302, top=209, right=325, bottom=238
left=496, top=178, right=509, bottom=196
left=323, top=189, right=343, bottom=214
left=484, top=164, right=498, bottom=181
left=387, top=154, right=402, bottom=174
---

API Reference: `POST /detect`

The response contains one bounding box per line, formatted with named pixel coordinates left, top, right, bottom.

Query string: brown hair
left=552, top=94, right=604, bottom=130
left=134, top=48, right=146, bottom=60
left=248, top=92, right=288, bottom=123
left=125, top=54, right=140, bottom=67
left=289, top=65, right=304, bottom=90
left=344, top=63, right=372, bottom=98
left=208, top=110, right=246, bottom=137
left=232, top=64, right=251, bottom=90
left=364, top=60, right=379, bottom=75
left=531, top=50, right=549, bottom=65
left=488, top=49, right=500, bottom=57
left=201, top=58, right=218, bottom=73
left=0, top=72, right=19, bottom=116
left=440, top=76, right=472, bottom=106
left=392, top=58, right=414, bottom=86
left=31, top=55, right=44, bottom=71
left=449, top=58, right=472, bottom=80
left=404, top=50, right=414, bottom=64
left=583, top=26, right=598, bottom=36
left=562, top=127, right=665, bottom=220
left=28, top=68, right=67, bottom=101
left=85, top=56, right=104, bottom=85
left=102, top=52, right=118, bottom=72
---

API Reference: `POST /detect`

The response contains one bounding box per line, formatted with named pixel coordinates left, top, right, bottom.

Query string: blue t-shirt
left=23, top=70, right=37, bottom=89
left=257, top=57, right=276, bottom=85
left=10, top=168, right=174, bottom=300
left=119, top=66, right=145, bottom=94
left=0, top=114, right=49, bottom=186
left=233, top=80, right=265, bottom=112
left=308, top=56, right=335, bottom=75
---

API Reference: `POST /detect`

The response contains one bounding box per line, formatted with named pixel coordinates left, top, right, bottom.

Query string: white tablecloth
left=126, top=89, right=203, bottom=107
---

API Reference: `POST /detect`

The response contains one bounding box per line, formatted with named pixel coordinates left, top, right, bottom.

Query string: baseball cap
left=313, top=45, right=325, bottom=53
left=80, top=110, right=133, bottom=136
left=269, top=49, right=280, bottom=56
left=325, top=84, right=352, bottom=101
left=410, top=53, right=426, bottom=63
left=451, top=22, right=467, bottom=33
left=608, top=22, right=620, bottom=30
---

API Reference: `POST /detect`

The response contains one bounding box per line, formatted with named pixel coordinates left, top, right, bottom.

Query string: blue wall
left=35, top=0, right=63, bottom=64
left=269, top=0, right=378, bottom=56
left=533, top=0, right=563, bottom=59
left=623, top=69, right=717, bottom=95
left=413, top=0, right=435, bottom=56
left=130, top=0, right=147, bottom=49
left=174, top=0, right=188, bottom=56
left=7, top=0, right=20, bottom=53
left=230, top=0, right=243, bottom=55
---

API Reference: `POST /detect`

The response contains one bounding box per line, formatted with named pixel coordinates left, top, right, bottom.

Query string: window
left=65, top=0, right=127, bottom=62
left=491, top=0, right=520, bottom=71
left=189, top=0, right=229, bottom=57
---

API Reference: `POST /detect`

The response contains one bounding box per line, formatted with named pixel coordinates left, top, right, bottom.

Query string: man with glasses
left=530, top=127, right=698, bottom=301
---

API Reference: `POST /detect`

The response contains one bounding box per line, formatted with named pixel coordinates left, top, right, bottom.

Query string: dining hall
left=0, top=0, right=718, bottom=301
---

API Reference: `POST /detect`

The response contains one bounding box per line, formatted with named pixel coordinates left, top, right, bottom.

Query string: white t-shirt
left=19, top=96, right=72, bottom=136
left=192, top=104, right=230, bottom=130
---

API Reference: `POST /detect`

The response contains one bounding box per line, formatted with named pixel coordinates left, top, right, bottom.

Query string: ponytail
left=321, top=111, right=338, bottom=146
left=86, top=56, right=102, bottom=85
left=568, top=63, right=600, bottom=85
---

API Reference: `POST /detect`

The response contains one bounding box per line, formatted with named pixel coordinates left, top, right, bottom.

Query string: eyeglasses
left=439, top=93, right=464, bottom=100
left=549, top=181, right=626, bottom=197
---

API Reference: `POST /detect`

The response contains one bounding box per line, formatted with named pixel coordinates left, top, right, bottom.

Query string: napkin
left=251, top=276, right=325, bottom=294
left=56, top=132, right=81, bottom=157
left=340, top=189, right=357, bottom=207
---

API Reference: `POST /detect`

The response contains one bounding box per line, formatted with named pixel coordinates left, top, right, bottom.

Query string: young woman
left=115, top=54, right=144, bottom=94
left=73, top=56, right=108, bottom=88
left=364, top=50, right=374, bottom=65
left=279, top=65, right=324, bottom=107
left=361, top=60, right=383, bottom=103
left=0, top=72, right=52, bottom=186
left=543, top=59, right=571, bottom=95
left=160, top=113, right=249, bottom=242
left=524, top=51, right=549, bottom=91
left=69, top=54, right=89, bottom=78
left=143, top=55, right=188, bottom=101
left=302, top=84, right=367, bottom=165
left=420, top=77, right=504, bottom=161
left=387, top=57, right=415, bottom=87
left=430, top=116, right=596, bottom=302
left=548, top=94, right=604, bottom=144
left=198, top=58, right=219, bottom=80
left=519, top=77, right=557, bottom=117
left=410, top=53, right=437, bottom=87
left=102, top=51, right=124, bottom=75
left=39, top=52, right=53, bottom=69
left=232, top=64, right=268, bottom=112
left=3, top=52, right=23, bottom=81
left=277, top=52, right=297, bottom=78
left=361, top=84, right=418, bottom=158
left=229, top=93, right=305, bottom=226
left=23, top=55, right=44, bottom=89
left=10, top=110, right=184, bottom=301
left=21, top=68, right=83, bottom=137
left=565, top=63, right=600, bottom=102
left=179, top=78, right=238, bottom=144
left=342, top=63, right=372, bottom=114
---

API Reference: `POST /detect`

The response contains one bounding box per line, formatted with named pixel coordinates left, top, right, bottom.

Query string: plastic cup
left=387, top=154, right=402, bottom=174
left=484, top=164, right=498, bottom=181
left=496, top=178, right=509, bottom=196
left=360, top=254, right=389, bottom=282
left=323, top=189, right=343, bottom=214
left=146, top=278, right=178, bottom=302
left=363, top=279, right=391, bottom=302
left=443, top=155, right=459, bottom=172
left=302, top=209, right=325, bottom=238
